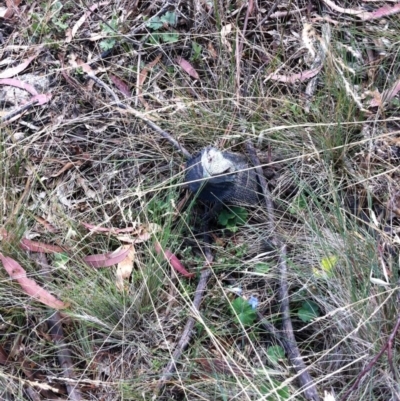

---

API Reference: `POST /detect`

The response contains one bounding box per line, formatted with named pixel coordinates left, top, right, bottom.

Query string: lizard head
left=200, top=147, right=235, bottom=178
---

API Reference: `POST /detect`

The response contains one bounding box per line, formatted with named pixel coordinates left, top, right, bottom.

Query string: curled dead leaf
left=115, top=245, right=135, bottom=291
left=0, top=253, right=66, bottom=309
left=20, top=238, right=64, bottom=253
left=84, top=246, right=131, bottom=268
left=155, top=242, right=195, bottom=278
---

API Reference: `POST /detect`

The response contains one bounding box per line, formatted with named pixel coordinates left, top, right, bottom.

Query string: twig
left=304, top=21, right=331, bottom=113
left=34, top=253, right=82, bottom=401
left=245, top=140, right=320, bottom=401
left=157, top=232, right=214, bottom=393
left=254, top=0, right=279, bottom=30
left=0, top=100, right=38, bottom=124
left=278, top=245, right=320, bottom=401
left=339, top=303, right=400, bottom=401
left=244, top=141, right=276, bottom=241
left=87, top=73, right=192, bottom=159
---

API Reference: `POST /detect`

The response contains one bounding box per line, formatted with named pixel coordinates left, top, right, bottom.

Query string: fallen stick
left=156, top=235, right=213, bottom=394
left=245, top=141, right=320, bottom=401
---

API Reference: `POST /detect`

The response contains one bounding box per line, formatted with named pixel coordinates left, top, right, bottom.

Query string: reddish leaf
left=176, top=57, right=200, bottom=80
left=31, top=93, right=52, bottom=105
left=84, top=247, right=131, bottom=268
left=322, top=0, right=400, bottom=21
left=20, top=239, right=64, bottom=254
left=155, top=242, right=195, bottom=278
left=369, top=77, right=400, bottom=108
left=82, top=222, right=138, bottom=234
left=268, top=66, right=322, bottom=83
left=0, top=55, right=38, bottom=79
left=0, top=345, right=9, bottom=365
left=110, top=75, right=131, bottom=98
left=33, top=216, right=58, bottom=233
left=0, top=254, right=66, bottom=309
left=0, top=78, right=38, bottom=95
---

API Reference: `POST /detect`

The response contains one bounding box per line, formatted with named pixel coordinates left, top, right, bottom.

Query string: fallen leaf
left=20, top=238, right=64, bottom=253
left=0, top=78, right=39, bottom=95
left=68, top=1, right=111, bottom=42
left=369, top=77, right=400, bottom=107
left=4, top=0, right=21, bottom=19
left=268, top=66, right=322, bottom=83
left=33, top=216, right=58, bottom=233
left=221, top=24, right=232, bottom=52
left=176, top=57, right=199, bottom=79
left=30, top=93, right=52, bottom=105
left=322, top=0, right=400, bottom=21
left=51, top=162, right=76, bottom=178
left=84, top=246, right=131, bottom=268
left=155, top=242, right=195, bottom=278
left=115, top=245, right=135, bottom=291
left=0, top=253, right=66, bottom=309
left=82, top=222, right=140, bottom=234
left=0, top=55, right=38, bottom=79
left=110, top=74, right=131, bottom=98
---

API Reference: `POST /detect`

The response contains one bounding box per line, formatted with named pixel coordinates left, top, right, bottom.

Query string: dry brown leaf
left=207, top=42, right=217, bottom=59
left=0, top=253, right=66, bottom=309
left=110, top=74, right=131, bottom=98
left=67, top=1, right=111, bottom=42
left=0, top=55, right=39, bottom=79
left=84, top=246, right=131, bottom=268
left=322, top=0, right=400, bottom=21
left=4, top=0, right=21, bottom=19
left=20, top=239, right=64, bottom=254
left=268, top=66, right=322, bottom=83
left=176, top=57, right=200, bottom=80
left=369, top=77, right=400, bottom=108
left=115, top=245, right=135, bottom=291
left=155, top=242, right=195, bottom=278
left=33, top=216, right=58, bottom=233
left=221, top=24, right=232, bottom=52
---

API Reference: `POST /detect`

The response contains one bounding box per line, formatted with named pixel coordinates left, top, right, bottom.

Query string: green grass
left=1, top=1, right=400, bottom=400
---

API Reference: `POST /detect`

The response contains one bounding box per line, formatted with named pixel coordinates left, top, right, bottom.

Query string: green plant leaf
left=230, top=206, right=248, bottom=224
left=191, top=41, right=202, bottom=61
left=160, top=11, right=177, bottom=26
left=231, top=297, right=257, bottom=326
left=266, top=345, right=285, bottom=364
left=100, top=38, right=116, bottom=51
left=320, top=255, right=337, bottom=273
left=161, top=32, right=179, bottom=43
left=259, top=378, right=289, bottom=400
left=298, top=300, right=320, bottom=323
left=146, top=16, right=163, bottom=30
left=255, top=262, right=271, bottom=273
left=217, top=209, right=230, bottom=226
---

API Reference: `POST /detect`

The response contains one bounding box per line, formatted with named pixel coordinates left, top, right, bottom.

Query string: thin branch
left=34, top=253, right=82, bottom=401
left=339, top=299, right=400, bottom=401
left=87, top=73, right=192, bottom=159
left=157, top=240, right=213, bottom=393
left=245, top=140, right=320, bottom=401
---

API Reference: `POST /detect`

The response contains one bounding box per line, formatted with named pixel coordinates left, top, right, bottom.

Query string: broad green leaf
left=267, top=345, right=285, bottom=364
left=160, top=11, right=177, bottom=26
left=146, top=16, right=163, bottom=30
left=320, top=255, right=337, bottom=273
left=161, top=32, right=179, bottom=43
left=255, top=262, right=270, bottom=273
left=298, top=300, right=320, bottom=323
